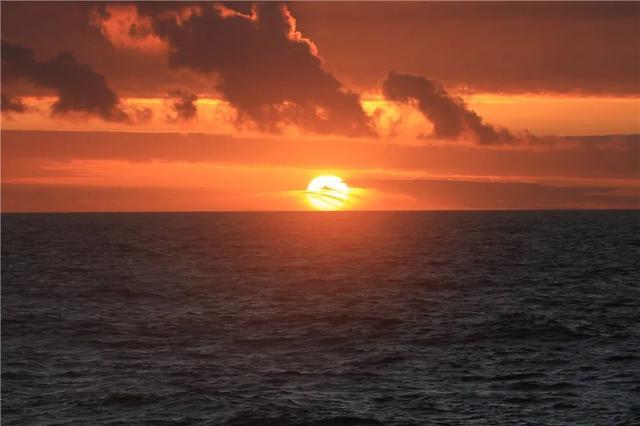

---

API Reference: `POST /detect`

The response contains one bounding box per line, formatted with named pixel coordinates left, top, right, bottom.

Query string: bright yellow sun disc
left=306, top=175, right=349, bottom=210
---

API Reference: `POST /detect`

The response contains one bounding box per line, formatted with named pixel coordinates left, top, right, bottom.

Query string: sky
left=1, top=1, right=639, bottom=212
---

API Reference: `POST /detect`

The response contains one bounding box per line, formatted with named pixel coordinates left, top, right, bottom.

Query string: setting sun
left=306, top=175, right=350, bottom=210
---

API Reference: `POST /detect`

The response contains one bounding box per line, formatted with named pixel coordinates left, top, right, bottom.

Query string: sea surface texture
left=2, top=211, right=640, bottom=425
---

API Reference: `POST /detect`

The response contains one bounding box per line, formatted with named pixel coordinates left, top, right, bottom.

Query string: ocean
left=2, top=211, right=639, bottom=425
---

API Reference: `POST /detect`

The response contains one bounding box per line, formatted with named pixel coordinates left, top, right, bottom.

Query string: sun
left=306, top=175, right=350, bottom=210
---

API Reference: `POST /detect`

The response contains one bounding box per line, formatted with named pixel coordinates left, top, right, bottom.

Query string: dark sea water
left=2, top=211, right=640, bottom=425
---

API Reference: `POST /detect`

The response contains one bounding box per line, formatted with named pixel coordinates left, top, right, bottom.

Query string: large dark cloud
left=138, top=2, right=375, bottom=137
left=383, top=72, right=518, bottom=145
left=1, top=94, right=26, bottom=113
left=168, top=90, right=198, bottom=122
left=1, top=40, right=131, bottom=122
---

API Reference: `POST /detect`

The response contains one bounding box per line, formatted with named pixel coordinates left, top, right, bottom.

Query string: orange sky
left=2, top=2, right=639, bottom=211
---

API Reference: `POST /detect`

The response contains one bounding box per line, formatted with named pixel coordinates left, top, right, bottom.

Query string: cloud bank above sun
left=2, top=2, right=637, bottom=143
left=1, top=1, right=638, bottom=212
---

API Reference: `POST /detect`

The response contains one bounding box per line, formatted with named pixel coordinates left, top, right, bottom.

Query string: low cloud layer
left=3, top=130, right=637, bottom=180
left=1, top=40, right=131, bottom=122
left=138, top=2, right=374, bottom=137
left=383, top=72, right=518, bottom=145
left=351, top=178, right=640, bottom=210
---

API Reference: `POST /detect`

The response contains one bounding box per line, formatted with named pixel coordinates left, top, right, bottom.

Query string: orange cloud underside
left=3, top=95, right=639, bottom=137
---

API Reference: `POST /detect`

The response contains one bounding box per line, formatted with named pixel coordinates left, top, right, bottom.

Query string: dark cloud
left=383, top=72, right=518, bottom=145
left=1, top=94, right=26, bottom=113
left=138, top=2, right=375, bottom=137
left=0, top=2, right=210, bottom=98
left=1, top=40, right=134, bottom=122
left=168, top=90, right=198, bottom=122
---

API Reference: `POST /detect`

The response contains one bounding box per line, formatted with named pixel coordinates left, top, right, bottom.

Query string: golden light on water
left=306, top=175, right=350, bottom=210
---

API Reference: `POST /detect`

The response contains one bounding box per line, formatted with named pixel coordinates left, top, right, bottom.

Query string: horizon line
left=2, top=208, right=639, bottom=215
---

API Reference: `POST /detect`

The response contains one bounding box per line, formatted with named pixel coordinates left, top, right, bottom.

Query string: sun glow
left=306, top=175, right=350, bottom=210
